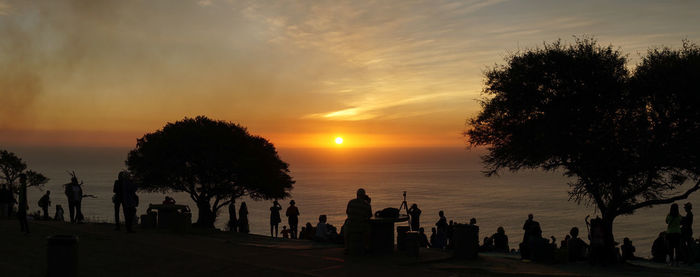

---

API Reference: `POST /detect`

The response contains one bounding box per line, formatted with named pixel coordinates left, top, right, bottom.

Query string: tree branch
left=621, top=180, right=700, bottom=214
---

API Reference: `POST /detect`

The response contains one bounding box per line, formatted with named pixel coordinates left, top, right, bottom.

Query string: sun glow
left=335, top=137, right=344, bottom=144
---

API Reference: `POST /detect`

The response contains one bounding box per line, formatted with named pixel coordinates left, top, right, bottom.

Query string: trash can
left=47, top=235, right=78, bottom=277
left=404, top=231, right=420, bottom=257
left=397, top=226, right=410, bottom=251
left=452, top=224, right=479, bottom=259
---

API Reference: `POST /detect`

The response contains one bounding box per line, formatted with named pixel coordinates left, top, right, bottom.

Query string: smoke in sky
left=0, top=0, right=99, bottom=128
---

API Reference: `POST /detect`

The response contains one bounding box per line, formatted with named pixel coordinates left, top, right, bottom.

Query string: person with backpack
left=38, top=190, right=51, bottom=220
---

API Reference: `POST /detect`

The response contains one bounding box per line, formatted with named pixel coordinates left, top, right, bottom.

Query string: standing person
left=112, top=177, right=123, bottom=230
left=345, top=188, right=373, bottom=254
left=65, top=174, right=83, bottom=223
left=286, top=200, right=300, bottom=239
left=408, top=203, right=421, bottom=231
left=1, top=184, right=12, bottom=217
left=228, top=200, right=238, bottom=232
left=521, top=214, right=538, bottom=259
left=666, top=203, right=682, bottom=266
left=17, top=174, right=29, bottom=234
left=681, top=202, right=694, bottom=265
left=38, top=190, right=51, bottom=220
left=119, top=171, right=138, bottom=233
left=435, top=210, right=448, bottom=249
left=238, top=201, right=249, bottom=234
left=270, top=200, right=282, bottom=238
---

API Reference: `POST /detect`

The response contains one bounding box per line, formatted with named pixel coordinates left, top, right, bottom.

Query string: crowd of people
left=2, top=177, right=699, bottom=266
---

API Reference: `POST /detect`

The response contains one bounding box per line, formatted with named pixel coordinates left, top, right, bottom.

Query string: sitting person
left=281, top=226, right=290, bottom=239
left=315, top=215, right=329, bottom=241
left=419, top=227, right=431, bottom=248
left=162, top=196, right=176, bottom=205
left=621, top=237, right=637, bottom=262
left=491, top=226, right=509, bottom=253
left=54, top=205, right=65, bottom=222
left=567, top=227, right=588, bottom=262
left=430, top=227, right=440, bottom=248
left=302, top=222, right=315, bottom=240
left=299, top=226, right=307, bottom=239
left=651, top=232, right=667, bottom=263
left=561, top=235, right=571, bottom=248
left=480, top=236, right=494, bottom=252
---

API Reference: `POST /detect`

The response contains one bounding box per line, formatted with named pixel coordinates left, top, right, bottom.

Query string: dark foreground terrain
left=1, top=219, right=698, bottom=277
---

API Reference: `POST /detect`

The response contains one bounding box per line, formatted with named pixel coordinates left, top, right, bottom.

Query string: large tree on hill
left=126, top=116, right=294, bottom=228
left=466, top=38, right=700, bottom=262
left=0, top=149, right=49, bottom=212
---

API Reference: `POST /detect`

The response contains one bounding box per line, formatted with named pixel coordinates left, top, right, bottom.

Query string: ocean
left=9, top=146, right=699, bottom=258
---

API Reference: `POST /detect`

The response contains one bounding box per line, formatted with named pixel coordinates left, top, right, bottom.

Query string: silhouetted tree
left=466, top=38, right=700, bottom=262
left=126, top=116, right=294, bottom=228
left=0, top=149, right=49, bottom=211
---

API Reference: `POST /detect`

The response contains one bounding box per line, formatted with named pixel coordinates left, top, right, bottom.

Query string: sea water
left=11, top=146, right=699, bottom=258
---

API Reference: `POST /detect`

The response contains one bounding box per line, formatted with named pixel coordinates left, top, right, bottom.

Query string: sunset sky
left=1, top=0, right=699, bottom=148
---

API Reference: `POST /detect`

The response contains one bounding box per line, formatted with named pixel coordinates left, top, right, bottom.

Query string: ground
left=1, top=219, right=698, bottom=277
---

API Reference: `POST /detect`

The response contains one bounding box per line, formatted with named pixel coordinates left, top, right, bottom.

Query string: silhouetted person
left=492, top=226, right=509, bottom=253
left=561, top=235, right=570, bottom=248
left=286, top=200, right=300, bottom=239
left=238, top=201, right=249, bottom=234
left=430, top=227, right=438, bottom=248
left=587, top=216, right=606, bottom=265
left=345, top=188, right=372, bottom=253
left=567, top=227, right=588, bottom=262
left=270, top=200, right=282, bottom=238
left=281, top=225, right=290, bottom=239
left=17, top=174, right=29, bottom=234
left=435, top=211, right=448, bottom=249
left=162, top=196, right=176, bottom=205
left=112, top=178, right=122, bottom=230
left=303, top=222, right=315, bottom=240
left=481, top=236, right=494, bottom=252
left=447, top=220, right=455, bottom=249
left=652, top=232, right=668, bottom=263
left=119, top=171, right=138, bottom=233
left=54, top=204, right=65, bottom=222
left=0, top=184, right=11, bottom=217
left=64, top=175, right=83, bottom=223
left=681, top=202, right=694, bottom=265
left=228, top=200, right=237, bottom=232
left=521, top=214, right=539, bottom=259
left=418, top=227, right=430, bottom=248
left=38, top=190, right=51, bottom=220
left=620, top=237, right=637, bottom=262
left=408, top=203, right=421, bottom=231
left=315, top=215, right=329, bottom=241
left=666, top=203, right=682, bottom=266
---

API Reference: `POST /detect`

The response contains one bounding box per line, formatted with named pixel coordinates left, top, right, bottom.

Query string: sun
left=335, top=137, right=344, bottom=144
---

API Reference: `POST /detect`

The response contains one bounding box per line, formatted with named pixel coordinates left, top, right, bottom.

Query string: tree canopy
left=126, top=116, right=294, bottom=228
left=466, top=38, right=700, bottom=259
left=0, top=149, right=49, bottom=191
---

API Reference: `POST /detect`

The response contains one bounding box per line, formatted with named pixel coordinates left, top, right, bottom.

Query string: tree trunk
left=195, top=200, right=216, bottom=228
left=600, top=213, right=619, bottom=264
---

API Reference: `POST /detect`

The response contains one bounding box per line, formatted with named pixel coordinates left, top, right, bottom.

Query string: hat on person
left=290, top=200, right=295, bottom=205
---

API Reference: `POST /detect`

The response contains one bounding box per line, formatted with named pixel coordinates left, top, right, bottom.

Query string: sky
left=1, top=0, right=699, bottom=149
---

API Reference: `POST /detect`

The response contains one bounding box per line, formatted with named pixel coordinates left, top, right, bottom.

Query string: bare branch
left=621, top=181, right=700, bottom=214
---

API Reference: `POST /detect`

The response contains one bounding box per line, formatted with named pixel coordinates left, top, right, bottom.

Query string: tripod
left=399, top=191, right=409, bottom=215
